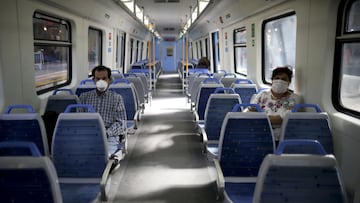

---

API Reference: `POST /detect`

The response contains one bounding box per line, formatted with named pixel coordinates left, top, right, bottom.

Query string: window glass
left=346, top=0, right=360, bottom=32
left=88, top=28, right=102, bottom=73
left=234, top=28, right=247, bottom=75
left=334, top=0, right=360, bottom=116
left=211, top=31, right=220, bottom=71
left=33, top=12, right=71, bottom=94
left=235, top=47, right=247, bottom=75
left=263, top=13, right=297, bottom=89
left=234, top=28, right=247, bottom=44
left=339, top=42, right=360, bottom=112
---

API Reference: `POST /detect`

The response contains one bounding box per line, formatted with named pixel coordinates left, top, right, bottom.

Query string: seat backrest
left=0, top=141, right=42, bottom=156
left=220, top=73, right=237, bottom=87
left=190, top=73, right=212, bottom=103
left=253, top=154, right=348, bottom=203
left=124, top=74, right=145, bottom=105
left=0, top=156, right=63, bottom=203
left=132, top=72, right=149, bottom=95
left=45, top=88, right=80, bottom=114
left=218, top=111, right=275, bottom=177
left=204, top=94, right=241, bottom=141
left=231, top=83, right=258, bottom=104
left=109, top=80, right=138, bottom=120
left=195, top=82, right=224, bottom=121
left=52, top=104, right=108, bottom=179
left=0, top=105, right=49, bottom=156
left=75, top=79, right=96, bottom=97
left=280, top=111, right=334, bottom=154
left=275, top=139, right=327, bottom=155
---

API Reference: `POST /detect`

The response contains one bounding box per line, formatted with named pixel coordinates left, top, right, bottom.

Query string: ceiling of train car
left=128, top=0, right=287, bottom=40
left=136, top=0, right=200, bottom=39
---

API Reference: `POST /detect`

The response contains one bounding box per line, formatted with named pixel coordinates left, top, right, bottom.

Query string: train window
left=115, top=30, right=126, bottom=72
left=262, top=12, right=297, bottom=89
left=205, top=38, right=209, bottom=58
left=333, top=0, right=360, bottom=116
left=140, top=41, right=144, bottom=60
left=234, top=28, right=247, bottom=75
left=88, top=28, right=102, bottom=73
left=346, top=0, right=360, bottom=33
left=33, top=12, right=71, bottom=95
left=211, top=31, right=220, bottom=72
left=130, top=38, right=134, bottom=64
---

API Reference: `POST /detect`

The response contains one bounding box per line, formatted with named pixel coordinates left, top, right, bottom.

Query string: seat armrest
left=214, top=159, right=225, bottom=200
left=201, top=127, right=208, bottom=153
left=193, top=111, right=199, bottom=123
left=100, top=160, right=115, bottom=201
left=133, top=109, right=141, bottom=129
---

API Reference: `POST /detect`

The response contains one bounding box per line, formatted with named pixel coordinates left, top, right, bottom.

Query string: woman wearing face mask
left=250, top=66, right=300, bottom=142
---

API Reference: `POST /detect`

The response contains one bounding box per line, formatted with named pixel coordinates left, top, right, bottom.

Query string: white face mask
left=96, top=80, right=108, bottom=92
left=271, top=79, right=289, bottom=94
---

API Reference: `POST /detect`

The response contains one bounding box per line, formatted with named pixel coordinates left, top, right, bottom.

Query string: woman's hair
left=197, top=57, right=210, bottom=67
left=271, top=66, right=293, bottom=82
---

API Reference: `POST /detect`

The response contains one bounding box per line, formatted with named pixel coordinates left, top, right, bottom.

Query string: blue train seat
left=200, top=91, right=241, bottom=158
left=109, top=79, right=140, bottom=130
left=214, top=106, right=275, bottom=203
left=0, top=104, right=49, bottom=156
left=280, top=103, right=334, bottom=154
left=194, top=78, right=224, bottom=122
left=230, top=79, right=258, bottom=104
left=253, top=154, right=348, bottom=203
left=52, top=104, right=116, bottom=202
left=111, top=70, right=124, bottom=80
left=75, top=79, right=96, bottom=97
left=276, top=139, right=327, bottom=155
left=124, top=73, right=146, bottom=111
left=0, top=156, right=63, bottom=203
left=220, top=72, right=238, bottom=87
left=45, top=88, right=80, bottom=114
left=0, top=141, right=42, bottom=156
left=189, top=73, right=212, bottom=109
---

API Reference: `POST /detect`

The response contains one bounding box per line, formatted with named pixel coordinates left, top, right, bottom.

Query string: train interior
left=0, top=0, right=360, bottom=202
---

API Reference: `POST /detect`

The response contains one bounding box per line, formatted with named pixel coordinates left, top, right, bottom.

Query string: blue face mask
left=96, top=80, right=108, bottom=92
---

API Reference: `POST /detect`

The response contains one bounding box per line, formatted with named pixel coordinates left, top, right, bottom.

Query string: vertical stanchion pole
left=147, top=40, right=151, bottom=91
left=186, top=34, right=189, bottom=82
left=182, top=36, right=185, bottom=92
left=152, top=35, right=156, bottom=90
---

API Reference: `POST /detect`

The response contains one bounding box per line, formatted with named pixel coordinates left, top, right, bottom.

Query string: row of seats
left=215, top=140, right=347, bottom=203
left=129, top=60, right=162, bottom=90
left=190, top=78, right=259, bottom=123
left=0, top=105, right=117, bottom=202
left=197, top=101, right=339, bottom=202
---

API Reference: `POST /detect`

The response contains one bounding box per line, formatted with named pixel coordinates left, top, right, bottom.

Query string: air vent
left=163, top=27, right=175, bottom=31
left=154, top=0, right=180, bottom=3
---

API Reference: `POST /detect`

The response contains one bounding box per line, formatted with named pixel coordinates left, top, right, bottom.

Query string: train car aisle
left=107, top=73, right=221, bottom=203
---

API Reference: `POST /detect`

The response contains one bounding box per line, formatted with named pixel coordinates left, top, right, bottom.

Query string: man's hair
left=91, top=65, right=112, bottom=79
left=271, top=66, right=293, bottom=82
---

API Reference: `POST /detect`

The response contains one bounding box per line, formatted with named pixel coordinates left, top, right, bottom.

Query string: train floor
left=106, top=72, right=223, bottom=203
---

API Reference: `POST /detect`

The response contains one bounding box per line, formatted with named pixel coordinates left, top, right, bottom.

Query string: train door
left=161, top=41, right=176, bottom=73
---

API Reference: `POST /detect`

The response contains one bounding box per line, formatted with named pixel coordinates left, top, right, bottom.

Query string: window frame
left=261, top=11, right=297, bottom=88
left=88, top=27, right=103, bottom=73
left=33, top=11, right=72, bottom=95
left=233, top=27, right=247, bottom=75
left=332, top=0, right=360, bottom=118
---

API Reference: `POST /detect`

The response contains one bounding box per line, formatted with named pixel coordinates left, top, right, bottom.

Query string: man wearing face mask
left=79, top=65, right=127, bottom=160
left=250, top=66, right=300, bottom=142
